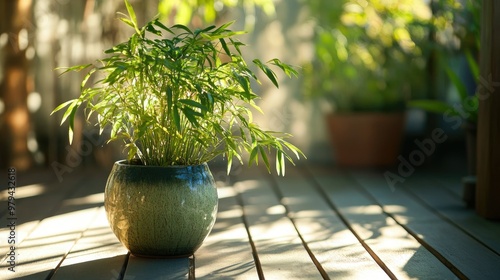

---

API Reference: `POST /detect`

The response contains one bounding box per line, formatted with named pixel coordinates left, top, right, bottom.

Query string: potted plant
left=52, top=0, right=303, bottom=258
left=303, top=0, right=453, bottom=167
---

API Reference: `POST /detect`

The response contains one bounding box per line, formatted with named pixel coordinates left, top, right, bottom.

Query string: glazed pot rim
left=114, top=160, right=208, bottom=169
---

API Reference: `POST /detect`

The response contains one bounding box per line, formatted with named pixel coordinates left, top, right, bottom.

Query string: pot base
left=130, top=252, right=193, bottom=259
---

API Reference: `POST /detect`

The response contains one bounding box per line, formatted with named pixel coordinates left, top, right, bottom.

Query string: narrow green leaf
left=239, top=126, right=247, bottom=142
left=213, top=21, right=236, bottom=33
left=226, top=150, right=233, bottom=175
left=219, top=38, right=231, bottom=56
left=181, top=107, right=201, bottom=126
left=153, top=19, right=174, bottom=34
left=259, top=146, right=270, bottom=172
left=179, top=99, right=208, bottom=113
left=232, top=148, right=243, bottom=164
left=80, top=68, right=95, bottom=89
left=465, top=50, right=479, bottom=81
left=228, top=38, right=244, bottom=55
left=118, top=17, right=134, bottom=29
left=446, top=68, right=468, bottom=102
left=195, top=25, right=216, bottom=37
left=56, top=64, right=92, bottom=76
left=110, top=121, right=121, bottom=139
left=67, top=105, right=78, bottom=145
left=408, top=100, right=457, bottom=115
left=248, top=100, right=264, bottom=115
left=283, top=141, right=305, bottom=160
left=61, top=101, right=78, bottom=125
left=68, top=123, right=74, bottom=145
left=249, top=146, right=259, bottom=166
left=173, top=105, right=181, bottom=132
left=166, top=86, right=173, bottom=114
left=51, top=99, right=76, bottom=115
left=201, top=30, right=245, bottom=41
left=105, top=67, right=125, bottom=84
left=234, top=73, right=251, bottom=98
left=126, top=143, right=138, bottom=162
left=269, top=58, right=299, bottom=77
left=225, top=136, right=237, bottom=150
left=123, top=0, right=140, bottom=34
left=276, top=150, right=285, bottom=176
left=172, top=24, right=193, bottom=35
left=145, top=24, right=162, bottom=36
left=203, top=92, right=214, bottom=112
left=253, top=59, right=279, bottom=88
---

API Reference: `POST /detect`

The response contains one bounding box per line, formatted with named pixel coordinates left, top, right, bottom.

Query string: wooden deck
left=1, top=164, right=500, bottom=279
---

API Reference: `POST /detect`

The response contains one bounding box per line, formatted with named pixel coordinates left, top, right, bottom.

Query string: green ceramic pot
left=104, top=160, right=218, bottom=258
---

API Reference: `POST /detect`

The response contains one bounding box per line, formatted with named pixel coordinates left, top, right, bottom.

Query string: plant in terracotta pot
left=303, top=0, right=457, bottom=167
left=52, top=0, right=303, bottom=258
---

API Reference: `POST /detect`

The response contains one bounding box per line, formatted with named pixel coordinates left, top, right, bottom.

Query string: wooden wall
left=476, top=0, right=500, bottom=219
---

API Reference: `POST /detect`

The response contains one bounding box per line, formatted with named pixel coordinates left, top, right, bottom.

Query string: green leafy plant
left=409, top=50, right=479, bottom=123
left=158, top=0, right=276, bottom=29
left=303, top=0, right=461, bottom=112
left=52, top=0, right=303, bottom=175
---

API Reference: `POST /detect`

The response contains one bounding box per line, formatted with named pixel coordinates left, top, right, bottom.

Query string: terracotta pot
left=325, top=112, right=406, bottom=167
left=105, top=160, right=218, bottom=258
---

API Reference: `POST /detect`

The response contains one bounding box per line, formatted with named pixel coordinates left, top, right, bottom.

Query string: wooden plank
left=124, top=256, right=191, bottom=279
left=431, top=174, right=463, bottom=199
left=0, top=172, right=86, bottom=278
left=50, top=207, right=128, bottom=280
left=16, top=168, right=60, bottom=187
left=477, top=0, right=500, bottom=219
left=403, top=176, right=500, bottom=255
left=234, top=174, right=323, bottom=279
left=0, top=171, right=86, bottom=257
left=50, top=170, right=108, bottom=214
left=272, top=171, right=390, bottom=279
left=354, top=171, right=500, bottom=279
left=310, top=167, right=455, bottom=279
left=195, top=184, right=258, bottom=279
left=0, top=170, right=105, bottom=279
left=0, top=207, right=100, bottom=279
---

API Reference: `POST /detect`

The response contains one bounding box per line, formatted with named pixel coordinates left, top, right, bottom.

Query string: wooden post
left=0, top=0, right=33, bottom=170
left=476, top=0, right=500, bottom=219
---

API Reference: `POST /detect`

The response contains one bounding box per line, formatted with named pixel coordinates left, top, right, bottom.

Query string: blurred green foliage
left=454, top=0, right=480, bottom=55
left=409, top=0, right=481, bottom=123
left=158, top=0, right=276, bottom=28
left=303, top=0, right=463, bottom=112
